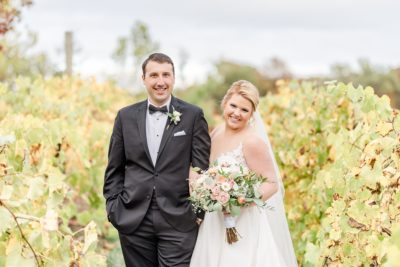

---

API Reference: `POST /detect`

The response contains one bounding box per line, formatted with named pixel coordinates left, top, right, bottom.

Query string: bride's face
left=223, top=93, right=254, bottom=130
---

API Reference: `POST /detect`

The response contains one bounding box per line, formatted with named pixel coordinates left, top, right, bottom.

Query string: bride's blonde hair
left=221, top=80, right=259, bottom=111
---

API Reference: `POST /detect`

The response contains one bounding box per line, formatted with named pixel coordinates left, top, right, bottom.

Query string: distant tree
left=177, top=59, right=278, bottom=119
left=112, top=21, right=159, bottom=89
left=0, top=0, right=33, bottom=37
left=131, top=21, right=159, bottom=70
left=0, top=31, right=55, bottom=81
left=177, top=48, right=189, bottom=89
left=330, top=59, right=400, bottom=107
left=212, top=59, right=273, bottom=99
left=111, top=21, right=160, bottom=92
left=262, top=57, right=292, bottom=80
left=112, top=37, right=128, bottom=66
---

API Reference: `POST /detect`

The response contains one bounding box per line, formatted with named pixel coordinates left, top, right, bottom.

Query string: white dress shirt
left=146, top=97, right=171, bottom=166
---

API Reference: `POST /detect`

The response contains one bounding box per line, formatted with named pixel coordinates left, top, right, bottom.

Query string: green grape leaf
left=304, top=242, right=320, bottom=264
left=26, top=177, right=46, bottom=200
left=347, top=84, right=363, bottom=102
left=0, top=206, right=13, bottom=234
left=83, top=221, right=98, bottom=254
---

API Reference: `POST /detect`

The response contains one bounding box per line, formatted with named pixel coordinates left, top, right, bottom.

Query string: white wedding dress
left=190, top=143, right=293, bottom=267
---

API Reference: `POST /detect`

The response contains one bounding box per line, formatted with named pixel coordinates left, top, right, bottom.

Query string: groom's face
left=142, top=61, right=175, bottom=106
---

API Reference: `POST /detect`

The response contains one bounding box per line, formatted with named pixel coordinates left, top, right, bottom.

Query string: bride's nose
left=232, top=108, right=241, bottom=117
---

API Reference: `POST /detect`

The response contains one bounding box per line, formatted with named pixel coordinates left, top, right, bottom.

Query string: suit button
left=146, top=195, right=150, bottom=199
left=155, top=173, right=159, bottom=177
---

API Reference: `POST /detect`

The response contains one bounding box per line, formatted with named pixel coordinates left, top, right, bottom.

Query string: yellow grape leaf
left=365, top=235, right=380, bottom=258
left=364, top=86, right=375, bottom=96
left=382, top=245, right=400, bottom=267
left=304, top=242, right=320, bottom=265
left=41, top=230, right=50, bottom=249
left=83, top=221, right=98, bottom=254
left=332, top=199, right=346, bottom=212
left=41, top=209, right=58, bottom=231
left=378, top=174, right=390, bottom=187
left=347, top=83, right=363, bottom=102
left=48, top=171, right=66, bottom=193
left=393, top=114, right=400, bottom=132
left=329, top=228, right=342, bottom=241
left=328, top=146, right=336, bottom=161
left=317, top=170, right=333, bottom=189
left=0, top=134, right=15, bottom=146
left=0, top=206, right=13, bottom=234
left=351, top=167, right=362, bottom=176
left=376, top=122, right=393, bottom=136
left=26, top=177, right=46, bottom=200
left=5, top=237, right=36, bottom=267
left=0, top=184, right=13, bottom=200
left=81, top=252, right=107, bottom=267
left=14, top=139, right=27, bottom=158
left=383, top=166, right=396, bottom=177
left=0, top=242, right=5, bottom=266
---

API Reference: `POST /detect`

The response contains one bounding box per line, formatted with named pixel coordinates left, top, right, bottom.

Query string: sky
left=18, top=0, right=400, bottom=87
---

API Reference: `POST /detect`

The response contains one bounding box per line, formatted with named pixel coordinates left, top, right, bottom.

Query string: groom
left=103, top=53, right=211, bottom=267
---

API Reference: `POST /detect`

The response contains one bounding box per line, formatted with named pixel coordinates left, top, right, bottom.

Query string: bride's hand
left=188, top=169, right=201, bottom=194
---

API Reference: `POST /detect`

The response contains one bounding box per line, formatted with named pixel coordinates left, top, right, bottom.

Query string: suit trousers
left=119, top=192, right=198, bottom=267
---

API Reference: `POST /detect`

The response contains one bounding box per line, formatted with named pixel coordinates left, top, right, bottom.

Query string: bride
left=190, top=80, right=297, bottom=267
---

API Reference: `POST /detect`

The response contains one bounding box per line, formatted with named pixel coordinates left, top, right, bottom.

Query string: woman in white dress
left=190, top=80, right=297, bottom=267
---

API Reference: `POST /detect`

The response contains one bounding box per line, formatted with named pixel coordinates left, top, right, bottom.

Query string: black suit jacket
left=103, top=96, right=211, bottom=234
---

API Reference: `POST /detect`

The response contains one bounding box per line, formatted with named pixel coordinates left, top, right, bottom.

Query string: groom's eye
left=230, top=104, right=237, bottom=108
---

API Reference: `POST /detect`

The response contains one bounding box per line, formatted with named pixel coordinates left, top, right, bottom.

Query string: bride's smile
left=223, top=94, right=254, bottom=131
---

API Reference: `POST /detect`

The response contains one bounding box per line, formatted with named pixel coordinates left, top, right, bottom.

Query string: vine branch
left=0, top=200, right=42, bottom=266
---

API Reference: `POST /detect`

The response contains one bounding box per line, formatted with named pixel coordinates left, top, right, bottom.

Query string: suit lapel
left=136, top=101, right=154, bottom=168
left=156, top=96, right=180, bottom=163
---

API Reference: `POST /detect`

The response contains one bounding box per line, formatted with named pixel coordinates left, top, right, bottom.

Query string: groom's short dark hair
left=142, top=53, right=175, bottom=76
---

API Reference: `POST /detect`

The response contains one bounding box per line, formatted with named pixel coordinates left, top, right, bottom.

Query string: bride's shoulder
left=210, top=124, right=224, bottom=139
left=243, top=133, right=267, bottom=152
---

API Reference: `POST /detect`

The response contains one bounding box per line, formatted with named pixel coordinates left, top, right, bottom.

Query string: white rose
left=221, top=182, right=231, bottom=191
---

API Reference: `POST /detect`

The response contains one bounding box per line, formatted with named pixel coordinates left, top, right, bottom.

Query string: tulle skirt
left=190, top=206, right=288, bottom=267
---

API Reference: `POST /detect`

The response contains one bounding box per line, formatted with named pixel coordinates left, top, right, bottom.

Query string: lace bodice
left=215, top=143, right=247, bottom=168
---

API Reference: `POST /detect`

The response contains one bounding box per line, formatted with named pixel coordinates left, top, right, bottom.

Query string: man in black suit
left=103, top=53, right=211, bottom=267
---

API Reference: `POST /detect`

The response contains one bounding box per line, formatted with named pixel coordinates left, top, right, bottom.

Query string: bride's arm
left=188, top=123, right=222, bottom=187
left=243, top=137, right=278, bottom=201
left=188, top=169, right=200, bottom=192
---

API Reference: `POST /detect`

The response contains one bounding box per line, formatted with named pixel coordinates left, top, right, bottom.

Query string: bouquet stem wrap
left=224, top=215, right=240, bottom=244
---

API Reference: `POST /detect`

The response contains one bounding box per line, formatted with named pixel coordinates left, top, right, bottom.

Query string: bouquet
left=189, top=156, right=269, bottom=244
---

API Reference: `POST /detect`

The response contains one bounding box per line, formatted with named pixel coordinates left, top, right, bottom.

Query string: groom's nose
left=156, top=76, right=166, bottom=86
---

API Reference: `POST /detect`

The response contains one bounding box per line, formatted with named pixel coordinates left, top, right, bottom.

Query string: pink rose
left=217, top=192, right=230, bottom=204
left=211, top=186, right=221, bottom=198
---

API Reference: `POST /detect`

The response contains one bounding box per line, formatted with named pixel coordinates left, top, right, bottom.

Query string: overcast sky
left=19, top=0, right=400, bottom=85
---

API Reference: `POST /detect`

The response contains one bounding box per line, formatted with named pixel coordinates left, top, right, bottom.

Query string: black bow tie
left=149, top=104, right=168, bottom=114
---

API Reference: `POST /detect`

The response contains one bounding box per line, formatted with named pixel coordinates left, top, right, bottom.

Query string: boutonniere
left=167, top=106, right=181, bottom=129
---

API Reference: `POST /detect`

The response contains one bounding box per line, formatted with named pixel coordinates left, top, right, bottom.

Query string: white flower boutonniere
left=167, top=106, right=181, bottom=129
